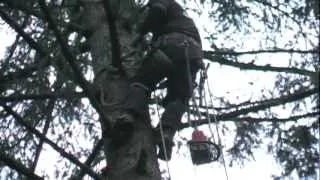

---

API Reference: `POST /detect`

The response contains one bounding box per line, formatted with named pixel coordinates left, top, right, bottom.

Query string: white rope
left=203, top=86, right=216, bottom=143
left=181, top=37, right=230, bottom=180
left=205, top=76, right=229, bottom=180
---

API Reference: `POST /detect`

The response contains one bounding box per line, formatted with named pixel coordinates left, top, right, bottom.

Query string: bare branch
left=0, top=59, right=51, bottom=85
left=238, top=112, right=319, bottom=122
left=2, top=105, right=103, bottom=180
left=203, top=51, right=315, bottom=76
left=0, top=91, right=84, bottom=102
left=102, top=0, right=123, bottom=73
left=207, top=49, right=319, bottom=56
left=31, top=99, right=55, bottom=172
left=2, top=34, right=20, bottom=63
left=180, top=88, right=318, bottom=128
left=0, top=151, right=44, bottom=180
left=31, top=79, right=65, bottom=171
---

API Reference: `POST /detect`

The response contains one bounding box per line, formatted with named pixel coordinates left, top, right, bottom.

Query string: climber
left=124, top=0, right=203, bottom=161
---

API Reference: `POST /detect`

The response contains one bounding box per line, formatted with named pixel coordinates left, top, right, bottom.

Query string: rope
left=198, top=65, right=208, bottom=107
left=198, top=64, right=217, bottom=142
left=205, top=75, right=229, bottom=180
left=153, top=39, right=229, bottom=180
left=184, top=38, right=229, bottom=179
left=154, top=91, right=172, bottom=180
left=203, top=81, right=216, bottom=143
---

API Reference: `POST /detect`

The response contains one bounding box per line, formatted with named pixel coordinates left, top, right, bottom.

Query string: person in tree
left=124, top=0, right=203, bottom=160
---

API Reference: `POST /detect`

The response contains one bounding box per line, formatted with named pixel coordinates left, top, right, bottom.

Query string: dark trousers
left=129, top=32, right=203, bottom=129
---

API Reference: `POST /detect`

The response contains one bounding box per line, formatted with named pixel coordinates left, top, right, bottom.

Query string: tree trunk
left=107, top=119, right=161, bottom=180
left=81, top=1, right=162, bottom=179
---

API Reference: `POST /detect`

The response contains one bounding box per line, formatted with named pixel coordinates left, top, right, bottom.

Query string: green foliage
left=274, top=125, right=319, bottom=178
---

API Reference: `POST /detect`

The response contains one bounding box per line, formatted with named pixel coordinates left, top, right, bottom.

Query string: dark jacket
left=139, top=0, right=201, bottom=43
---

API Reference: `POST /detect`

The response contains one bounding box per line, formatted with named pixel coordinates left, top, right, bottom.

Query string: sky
left=0, top=1, right=317, bottom=179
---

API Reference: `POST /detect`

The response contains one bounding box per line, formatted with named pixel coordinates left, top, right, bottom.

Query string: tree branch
left=0, top=91, right=84, bottom=102
left=220, top=112, right=319, bottom=123
left=180, top=88, right=318, bottom=128
left=203, top=51, right=315, bottom=76
left=31, top=99, right=55, bottom=172
left=0, top=151, right=43, bottom=180
left=37, top=0, right=112, bottom=132
left=206, top=49, right=319, bottom=56
left=2, top=34, right=20, bottom=63
left=2, top=105, right=103, bottom=180
left=31, top=80, right=63, bottom=172
left=0, top=8, right=46, bottom=56
left=102, top=0, right=123, bottom=73
left=0, top=58, right=51, bottom=85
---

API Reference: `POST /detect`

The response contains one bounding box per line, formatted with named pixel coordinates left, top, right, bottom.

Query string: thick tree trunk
left=107, top=120, right=161, bottom=180
left=97, top=75, right=161, bottom=180
left=80, top=1, right=162, bottom=179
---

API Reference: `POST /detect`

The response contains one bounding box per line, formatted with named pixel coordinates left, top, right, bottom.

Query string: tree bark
left=94, top=73, right=161, bottom=180
left=81, top=1, right=162, bottom=179
left=107, top=120, right=161, bottom=180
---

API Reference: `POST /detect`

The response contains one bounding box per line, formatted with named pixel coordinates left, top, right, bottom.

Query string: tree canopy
left=0, top=0, right=319, bottom=179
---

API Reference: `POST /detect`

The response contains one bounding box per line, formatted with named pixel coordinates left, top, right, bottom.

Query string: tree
left=0, top=0, right=318, bottom=179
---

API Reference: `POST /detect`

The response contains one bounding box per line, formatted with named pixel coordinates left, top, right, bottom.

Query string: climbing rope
left=184, top=39, right=229, bottom=180
left=201, top=66, right=216, bottom=143
left=204, top=73, right=229, bottom=180
left=153, top=39, right=229, bottom=180
left=154, top=91, right=172, bottom=180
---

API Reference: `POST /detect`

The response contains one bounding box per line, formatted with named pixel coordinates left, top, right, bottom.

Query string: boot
left=155, top=100, right=187, bottom=160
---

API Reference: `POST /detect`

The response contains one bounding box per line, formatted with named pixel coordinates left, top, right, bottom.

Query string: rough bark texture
left=107, top=121, right=161, bottom=180
left=81, top=1, right=161, bottom=179
left=95, top=75, right=161, bottom=180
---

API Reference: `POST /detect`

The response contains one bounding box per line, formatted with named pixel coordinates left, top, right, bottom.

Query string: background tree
left=0, top=0, right=318, bottom=179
